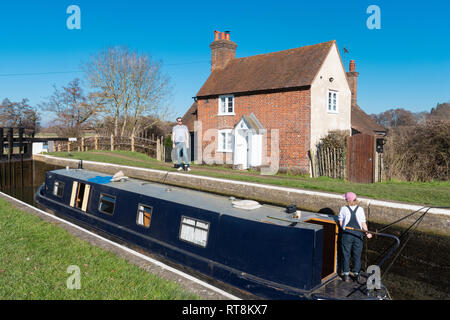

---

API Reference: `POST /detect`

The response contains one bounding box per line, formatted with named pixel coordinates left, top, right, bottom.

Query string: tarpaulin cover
left=87, top=176, right=113, bottom=184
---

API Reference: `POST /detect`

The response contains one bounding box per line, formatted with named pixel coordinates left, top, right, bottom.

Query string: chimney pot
left=210, top=29, right=237, bottom=73
left=214, top=30, right=220, bottom=41
left=346, top=60, right=359, bottom=107
left=349, top=60, right=356, bottom=72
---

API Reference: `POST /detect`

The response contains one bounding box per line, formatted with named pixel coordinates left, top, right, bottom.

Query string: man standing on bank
left=338, top=192, right=372, bottom=282
left=172, top=117, right=191, bottom=171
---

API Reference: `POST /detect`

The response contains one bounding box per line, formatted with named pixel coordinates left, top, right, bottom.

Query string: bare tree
left=128, top=51, right=171, bottom=137
left=429, top=102, right=450, bottom=120
left=84, top=47, right=125, bottom=136
left=371, top=108, right=417, bottom=128
left=0, top=98, right=40, bottom=132
left=40, top=78, right=99, bottom=136
left=84, top=46, right=171, bottom=137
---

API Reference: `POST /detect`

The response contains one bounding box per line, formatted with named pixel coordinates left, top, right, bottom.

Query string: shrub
left=319, top=130, right=349, bottom=150
left=383, top=120, right=450, bottom=181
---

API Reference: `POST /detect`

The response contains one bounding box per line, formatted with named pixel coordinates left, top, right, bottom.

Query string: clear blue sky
left=1, top=0, right=449, bottom=126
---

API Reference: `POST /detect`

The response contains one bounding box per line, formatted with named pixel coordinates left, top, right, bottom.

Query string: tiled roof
left=182, top=101, right=197, bottom=132
left=351, top=104, right=386, bottom=136
left=196, top=40, right=335, bottom=97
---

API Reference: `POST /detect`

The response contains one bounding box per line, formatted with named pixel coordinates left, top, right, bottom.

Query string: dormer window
left=218, top=95, right=234, bottom=115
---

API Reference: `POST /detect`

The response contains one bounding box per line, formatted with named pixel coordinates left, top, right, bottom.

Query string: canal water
left=1, top=160, right=449, bottom=300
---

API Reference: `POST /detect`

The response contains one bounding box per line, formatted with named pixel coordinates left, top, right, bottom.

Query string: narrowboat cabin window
left=75, top=183, right=86, bottom=209
left=136, top=204, right=152, bottom=228
left=70, top=181, right=91, bottom=212
left=53, top=180, right=64, bottom=198
left=179, top=216, right=209, bottom=248
left=99, top=194, right=116, bottom=215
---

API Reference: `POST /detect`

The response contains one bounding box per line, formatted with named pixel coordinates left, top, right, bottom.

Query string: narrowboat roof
left=50, top=169, right=337, bottom=229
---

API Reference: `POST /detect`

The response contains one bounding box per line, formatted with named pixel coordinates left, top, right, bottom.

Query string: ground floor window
left=217, top=129, right=233, bottom=152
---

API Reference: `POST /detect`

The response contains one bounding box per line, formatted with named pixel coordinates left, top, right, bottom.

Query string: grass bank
left=46, top=150, right=450, bottom=207
left=0, top=197, right=199, bottom=300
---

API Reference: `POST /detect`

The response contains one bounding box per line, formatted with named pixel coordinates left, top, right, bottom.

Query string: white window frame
left=327, top=90, right=339, bottom=113
left=217, top=129, right=233, bottom=153
left=179, top=216, right=210, bottom=248
left=218, top=95, right=235, bottom=115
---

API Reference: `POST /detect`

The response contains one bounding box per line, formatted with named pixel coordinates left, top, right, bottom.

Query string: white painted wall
left=310, top=43, right=351, bottom=151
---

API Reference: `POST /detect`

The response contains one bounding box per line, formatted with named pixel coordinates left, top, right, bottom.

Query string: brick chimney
left=210, top=30, right=237, bottom=72
left=346, top=60, right=359, bottom=107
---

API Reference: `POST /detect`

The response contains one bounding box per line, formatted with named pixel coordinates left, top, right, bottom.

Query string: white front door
left=234, top=129, right=249, bottom=169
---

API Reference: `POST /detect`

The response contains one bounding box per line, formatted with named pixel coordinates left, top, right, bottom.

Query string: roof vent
left=232, top=199, right=261, bottom=210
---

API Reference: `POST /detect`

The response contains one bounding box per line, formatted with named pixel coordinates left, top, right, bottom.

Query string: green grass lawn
left=191, top=171, right=450, bottom=207
left=0, top=198, right=199, bottom=300
left=46, top=150, right=450, bottom=207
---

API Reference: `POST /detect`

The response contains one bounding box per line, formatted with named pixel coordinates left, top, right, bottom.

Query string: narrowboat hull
left=34, top=169, right=390, bottom=300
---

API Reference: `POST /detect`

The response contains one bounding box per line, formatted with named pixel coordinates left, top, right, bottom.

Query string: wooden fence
left=310, top=145, right=346, bottom=179
left=54, top=134, right=166, bottom=161
left=310, top=134, right=379, bottom=183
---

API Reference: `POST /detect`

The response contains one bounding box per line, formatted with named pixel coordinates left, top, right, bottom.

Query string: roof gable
left=196, top=40, right=335, bottom=97
left=235, top=113, right=265, bottom=134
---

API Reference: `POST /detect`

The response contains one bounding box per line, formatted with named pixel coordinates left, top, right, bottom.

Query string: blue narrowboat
left=35, top=168, right=391, bottom=300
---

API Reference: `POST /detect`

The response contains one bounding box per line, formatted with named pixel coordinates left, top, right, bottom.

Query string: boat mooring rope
left=372, top=206, right=450, bottom=280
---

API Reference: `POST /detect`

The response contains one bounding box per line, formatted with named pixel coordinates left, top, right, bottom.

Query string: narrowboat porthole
left=136, top=204, right=152, bottom=228
left=99, top=194, right=116, bottom=215
left=53, top=180, right=65, bottom=198
left=179, top=216, right=209, bottom=248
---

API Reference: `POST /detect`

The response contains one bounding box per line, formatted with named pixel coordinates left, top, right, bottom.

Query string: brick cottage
left=183, top=30, right=383, bottom=174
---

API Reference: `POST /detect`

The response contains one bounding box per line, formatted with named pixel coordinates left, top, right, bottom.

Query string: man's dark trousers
left=342, top=233, right=363, bottom=274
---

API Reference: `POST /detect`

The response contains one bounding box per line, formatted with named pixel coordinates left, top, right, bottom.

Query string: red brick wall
left=210, top=40, right=237, bottom=72
left=347, top=71, right=359, bottom=107
left=197, top=88, right=311, bottom=171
